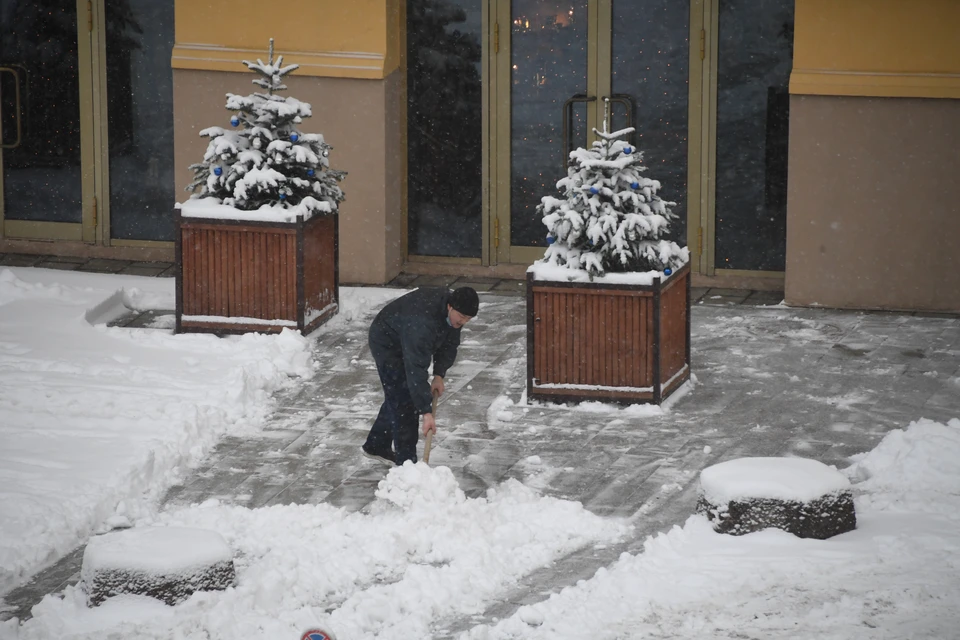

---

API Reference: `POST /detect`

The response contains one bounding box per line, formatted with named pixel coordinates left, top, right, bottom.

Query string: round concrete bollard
left=696, top=457, right=856, bottom=539
left=81, top=526, right=236, bottom=606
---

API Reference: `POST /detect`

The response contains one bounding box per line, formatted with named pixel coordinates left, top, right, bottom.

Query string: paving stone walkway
left=4, top=255, right=959, bottom=626
left=4, top=269, right=957, bottom=626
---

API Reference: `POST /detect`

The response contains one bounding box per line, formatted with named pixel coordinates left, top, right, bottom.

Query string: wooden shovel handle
left=425, top=389, right=439, bottom=464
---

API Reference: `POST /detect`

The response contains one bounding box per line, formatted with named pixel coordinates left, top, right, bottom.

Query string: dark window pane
left=510, top=0, right=588, bottom=247
left=407, top=0, right=483, bottom=257
left=714, top=0, right=794, bottom=271
left=0, top=0, right=83, bottom=223
left=105, top=0, right=175, bottom=241
left=611, top=0, right=690, bottom=246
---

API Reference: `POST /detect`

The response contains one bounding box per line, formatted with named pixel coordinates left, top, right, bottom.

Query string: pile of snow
left=374, top=460, right=465, bottom=510
left=0, top=267, right=313, bottom=595
left=10, top=419, right=958, bottom=639
left=4, top=466, right=628, bottom=638
left=844, top=416, right=960, bottom=512
left=465, top=418, right=960, bottom=638
left=697, top=457, right=855, bottom=539
left=179, top=198, right=316, bottom=224
left=527, top=261, right=681, bottom=286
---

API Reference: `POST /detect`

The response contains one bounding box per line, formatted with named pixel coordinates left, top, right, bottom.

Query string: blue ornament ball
left=631, top=181, right=640, bottom=189
left=623, top=146, right=633, bottom=154
left=589, top=186, right=599, bottom=194
left=213, top=166, right=222, bottom=176
left=546, top=235, right=555, bottom=245
left=278, top=193, right=287, bottom=200
left=230, top=116, right=239, bottom=127
left=290, top=133, right=299, bottom=142
left=664, top=267, right=673, bottom=276
left=307, top=169, right=315, bottom=177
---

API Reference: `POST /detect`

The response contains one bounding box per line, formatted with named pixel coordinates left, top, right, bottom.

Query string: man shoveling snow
left=362, top=287, right=479, bottom=466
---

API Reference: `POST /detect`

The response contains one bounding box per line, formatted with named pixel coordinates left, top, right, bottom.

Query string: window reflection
left=0, top=0, right=83, bottom=223
left=611, top=0, right=689, bottom=246
left=407, top=0, right=483, bottom=257
left=105, top=0, right=175, bottom=241
left=510, top=0, right=588, bottom=247
left=714, top=0, right=794, bottom=271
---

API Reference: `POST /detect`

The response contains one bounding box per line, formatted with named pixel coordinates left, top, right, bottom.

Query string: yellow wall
left=173, top=0, right=403, bottom=79
left=790, top=0, right=960, bottom=98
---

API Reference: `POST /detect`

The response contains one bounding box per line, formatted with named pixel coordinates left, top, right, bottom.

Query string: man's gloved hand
left=431, top=375, right=445, bottom=397
left=422, top=412, right=436, bottom=437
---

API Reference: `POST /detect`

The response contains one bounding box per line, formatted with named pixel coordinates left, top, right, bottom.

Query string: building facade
left=0, top=0, right=957, bottom=311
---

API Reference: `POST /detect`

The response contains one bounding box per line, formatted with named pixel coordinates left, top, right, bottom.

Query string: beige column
left=787, top=0, right=960, bottom=312
left=786, top=95, right=960, bottom=312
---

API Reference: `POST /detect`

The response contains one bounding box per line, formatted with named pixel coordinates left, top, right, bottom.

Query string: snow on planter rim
left=81, top=526, right=232, bottom=576
left=699, top=457, right=851, bottom=505
left=527, top=258, right=688, bottom=286
left=177, top=196, right=333, bottom=223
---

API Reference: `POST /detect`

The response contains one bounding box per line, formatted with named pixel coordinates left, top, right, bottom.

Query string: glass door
left=501, top=0, right=590, bottom=263
left=493, top=0, right=696, bottom=265
left=495, top=0, right=592, bottom=264
left=707, top=0, right=794, bottom=274
left=0, top=0, right=95, bottom=242
left=103, top=0, right=176, bottom=244
left=605, top=0, right=691, bottom=250
left=406, top=0, right=485, bottom=260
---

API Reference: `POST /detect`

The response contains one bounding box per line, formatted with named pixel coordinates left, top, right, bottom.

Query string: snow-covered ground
left=0, top=268, right=315, bottom=595
left=1, top=267, right=959, bottom=638
left=466, top=417, right=960, bottom=639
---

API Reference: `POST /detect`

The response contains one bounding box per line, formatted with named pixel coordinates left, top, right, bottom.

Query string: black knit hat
left=449, top=287, right=479, bottom=317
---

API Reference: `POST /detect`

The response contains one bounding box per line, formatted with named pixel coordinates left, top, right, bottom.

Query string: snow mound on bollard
left=81, top=526, right=235, bottom=606
left=375, top=463, right=466, bottom=510
left=697, top=457, right=856, bottom=539
left=699, top=457, right=850, bottom=505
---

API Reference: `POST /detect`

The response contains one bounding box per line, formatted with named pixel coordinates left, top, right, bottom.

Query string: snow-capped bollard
left=81, top=526, right=236, bottom=606
left=696, top=457, right=856, bottom=539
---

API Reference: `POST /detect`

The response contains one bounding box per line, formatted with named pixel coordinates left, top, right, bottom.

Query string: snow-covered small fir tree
left=537, top=100, right=687, bottom=278
left=186, top=39, right=345, bottom=216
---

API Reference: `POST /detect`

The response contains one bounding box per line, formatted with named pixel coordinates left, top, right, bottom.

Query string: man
left=362, top=286, right=479, bottom=466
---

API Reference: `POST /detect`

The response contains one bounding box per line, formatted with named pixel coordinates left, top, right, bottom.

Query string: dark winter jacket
left=368, top=287, right=461, bottom=414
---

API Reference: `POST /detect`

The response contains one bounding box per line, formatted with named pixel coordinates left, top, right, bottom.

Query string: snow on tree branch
left=535, top=105, right=687, bottom=278
left=186, top=38, right=345, bottom=217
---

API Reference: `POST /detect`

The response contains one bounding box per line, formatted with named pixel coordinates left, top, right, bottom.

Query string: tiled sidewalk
left=4, top=278, right=958, bottom=625
left=0, top=253, right=176, bottom=278
left=3, top=254, right=959, bottom=625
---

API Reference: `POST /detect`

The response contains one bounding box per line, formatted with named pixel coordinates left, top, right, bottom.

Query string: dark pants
left=364, top=357, right=419, bottom=465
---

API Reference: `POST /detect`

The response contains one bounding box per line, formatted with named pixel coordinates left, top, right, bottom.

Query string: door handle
left=603, top=94, right=635, bottom=144
left=0, top=66, right=23, bottom=149
left=561, top=93, right=596, bottom=173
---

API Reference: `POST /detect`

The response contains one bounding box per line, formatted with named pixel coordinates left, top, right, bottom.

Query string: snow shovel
left=424, top=389, right=439, bottom=464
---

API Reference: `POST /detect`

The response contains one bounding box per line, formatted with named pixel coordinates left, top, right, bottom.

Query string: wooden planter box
left=175, top=209, right=338, bottom=335
left=527, top=263, right=690, bottom=405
